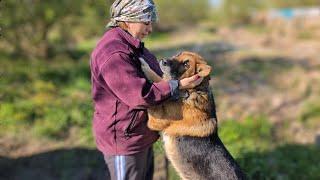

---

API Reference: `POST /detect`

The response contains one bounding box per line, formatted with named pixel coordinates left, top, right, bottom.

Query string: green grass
left=245, top=24, right=270, bottom=35
left=220, top=117, right=319, bottom=179
left=300, top=100, right=320, bottom=129
left=239, top=144, right=320, bottom=180
left=219, top=116, right=274, bottom=157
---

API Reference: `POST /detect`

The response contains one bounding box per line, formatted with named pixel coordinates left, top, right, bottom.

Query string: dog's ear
left=196, top=63, right=212, bottom=77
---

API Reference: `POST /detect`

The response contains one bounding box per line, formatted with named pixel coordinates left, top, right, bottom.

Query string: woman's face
left=125, top=21, right=153, bottom=40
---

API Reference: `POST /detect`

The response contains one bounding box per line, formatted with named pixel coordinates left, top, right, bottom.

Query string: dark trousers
left=104, top=148, right=154, bottom=180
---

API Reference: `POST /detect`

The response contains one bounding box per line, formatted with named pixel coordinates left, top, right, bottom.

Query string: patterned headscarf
left=107, top=0, right=158, bottom=28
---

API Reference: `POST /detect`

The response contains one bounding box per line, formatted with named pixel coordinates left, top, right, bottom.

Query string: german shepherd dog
left=140, top=52, right=246, bottom=180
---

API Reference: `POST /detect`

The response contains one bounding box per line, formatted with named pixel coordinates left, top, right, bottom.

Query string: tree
left=270, top=0, right=319, bottom=8
left=221, top=0, right=268, bottom=25
left=155, top=0, right=211, bottom=31
left=1, top=0, right=111, bottom=59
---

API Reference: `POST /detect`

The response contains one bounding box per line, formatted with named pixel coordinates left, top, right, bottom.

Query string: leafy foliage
left=220, top=0, right=267, bottom=25
left=0, top=56, right=92, bottom=140
left=155, top=0, right=211, bottom=30
left=270, top=0, right=319, bottom=8
left=1, top=0, right=110, bottom=58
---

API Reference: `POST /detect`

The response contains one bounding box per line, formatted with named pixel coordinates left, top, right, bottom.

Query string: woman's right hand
left=179, top=74, right=203, bottom=90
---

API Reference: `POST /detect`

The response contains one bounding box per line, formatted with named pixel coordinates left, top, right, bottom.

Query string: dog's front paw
left=139, top=57, right=163, bottom=83
left=139, top=57, right=152, bottom=73
left=139, top=57, right=154, bottom=82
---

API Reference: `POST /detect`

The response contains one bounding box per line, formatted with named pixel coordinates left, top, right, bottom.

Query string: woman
left=90, top=0, right=203, bottom=179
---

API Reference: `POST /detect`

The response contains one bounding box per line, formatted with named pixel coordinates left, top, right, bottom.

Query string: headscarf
left=107, top=0, right=158, bottom=28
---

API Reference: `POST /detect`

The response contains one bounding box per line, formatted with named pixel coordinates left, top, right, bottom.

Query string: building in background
left=268, top=7, right=320, bottom=20
left=254, top=7, right=320, bottom=26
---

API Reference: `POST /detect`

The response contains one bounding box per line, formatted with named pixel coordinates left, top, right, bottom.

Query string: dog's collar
left=179, top=90, right=190, bottom=99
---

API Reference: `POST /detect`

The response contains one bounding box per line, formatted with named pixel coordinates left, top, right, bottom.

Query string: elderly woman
left=90, top=0, right=202, bottom=179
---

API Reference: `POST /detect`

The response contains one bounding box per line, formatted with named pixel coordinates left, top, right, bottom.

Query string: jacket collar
left=115, top=27, right=143, bottom=50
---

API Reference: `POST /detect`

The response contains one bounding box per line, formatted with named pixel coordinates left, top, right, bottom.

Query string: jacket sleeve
left=100, top=53, right=171, bottom=109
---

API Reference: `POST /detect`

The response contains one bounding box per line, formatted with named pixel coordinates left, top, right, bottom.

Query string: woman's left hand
left=179, top=75, right=203, bottom=89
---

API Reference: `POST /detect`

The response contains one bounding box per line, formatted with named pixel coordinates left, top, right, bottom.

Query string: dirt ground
left=214, top=27, right=320, bottom=144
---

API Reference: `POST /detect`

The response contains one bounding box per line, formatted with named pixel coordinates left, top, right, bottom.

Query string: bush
left=0, top=57, right=92, bottom=140
left=155, top=0, right=211, bottom=30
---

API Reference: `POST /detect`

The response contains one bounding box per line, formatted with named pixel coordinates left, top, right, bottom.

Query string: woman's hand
left=179, top=75, right=203, bottom=90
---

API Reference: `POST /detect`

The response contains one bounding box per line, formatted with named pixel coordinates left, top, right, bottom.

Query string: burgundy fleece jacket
left=90, top=27, right=172, bottom=155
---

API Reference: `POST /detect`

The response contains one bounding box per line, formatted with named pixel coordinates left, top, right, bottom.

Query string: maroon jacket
left=90, top=27, right=171, bottom=155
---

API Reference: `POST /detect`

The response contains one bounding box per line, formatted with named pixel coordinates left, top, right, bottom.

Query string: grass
left=245, top=24, right=271, bottom=35
left=219, top=116, right=273, bottom=156
left=239, top=144, right=320, bottom=180
left=300, top=100, right=320, bottom=129
left=220, top=117, right=319, bottom=179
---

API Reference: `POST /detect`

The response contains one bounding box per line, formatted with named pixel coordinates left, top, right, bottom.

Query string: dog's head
left=148, top=52, right=216, bottom=137
left=160, top=51, right=212, bottom=80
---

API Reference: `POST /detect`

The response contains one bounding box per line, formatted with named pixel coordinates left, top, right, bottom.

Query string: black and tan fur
left=140, top=51, right=246, bottom=180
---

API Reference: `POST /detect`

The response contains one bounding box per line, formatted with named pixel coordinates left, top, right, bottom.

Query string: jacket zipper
left=124, top=111, right=139, bottom=139
left=114, top=100, right=119, bottom=141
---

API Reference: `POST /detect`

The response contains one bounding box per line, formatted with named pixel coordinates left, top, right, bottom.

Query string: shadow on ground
left=0, top=148, right=109, bottom=180
left=237, top=144, right=320, bottom=180
left=0, top=144, right=319, bottom=180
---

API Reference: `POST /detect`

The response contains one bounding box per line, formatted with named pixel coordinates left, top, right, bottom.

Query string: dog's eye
left=183, top=60, right=189, bottom=68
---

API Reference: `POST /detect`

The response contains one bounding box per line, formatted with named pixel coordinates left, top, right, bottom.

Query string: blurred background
left=1, top=0, right=320, bottom=179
